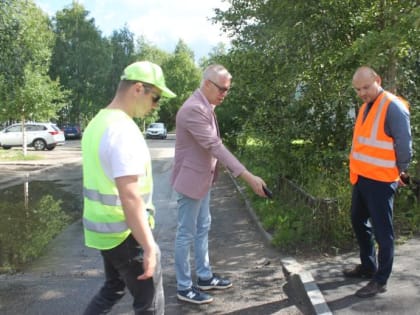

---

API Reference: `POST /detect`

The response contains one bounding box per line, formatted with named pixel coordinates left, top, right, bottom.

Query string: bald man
left=344, top=66, right=412, bottom=297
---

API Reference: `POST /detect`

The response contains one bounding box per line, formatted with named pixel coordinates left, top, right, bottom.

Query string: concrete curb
left=282, top=257, right=332, bottom=315
left=226, top=170, right=332, bottom=315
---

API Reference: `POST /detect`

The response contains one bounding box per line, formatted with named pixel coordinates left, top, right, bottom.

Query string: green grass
left=0, top=149, right=43, bottom=161
left=232, top=134, right=420, bottom=255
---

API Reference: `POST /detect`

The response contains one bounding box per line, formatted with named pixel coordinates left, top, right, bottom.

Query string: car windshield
left=149, top=123, right=163, bottom=129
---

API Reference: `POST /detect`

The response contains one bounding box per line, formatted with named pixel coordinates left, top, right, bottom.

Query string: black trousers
left=83, top=234, right=164, bottom=315
left=351, top=176, right=398, bottom=285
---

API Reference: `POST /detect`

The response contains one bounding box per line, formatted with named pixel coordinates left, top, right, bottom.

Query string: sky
left=34, top=0, right=231, bottom=61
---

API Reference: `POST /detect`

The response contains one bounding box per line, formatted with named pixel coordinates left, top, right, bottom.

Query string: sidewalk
left=230, top=173, right=331, bottom=315
left=162, top=169, right=308, bottom=315
left=301, top=237, right=420, bottom=315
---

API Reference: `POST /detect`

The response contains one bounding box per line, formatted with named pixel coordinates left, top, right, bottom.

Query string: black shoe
left=355, top=280, right=387, bottom=298
left=343, top=264, right=374, bottom=279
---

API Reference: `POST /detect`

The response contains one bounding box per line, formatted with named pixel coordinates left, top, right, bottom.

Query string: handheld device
left=263, top=186, right=273, bottom=199
left=400, top=173, right=410, bottom=185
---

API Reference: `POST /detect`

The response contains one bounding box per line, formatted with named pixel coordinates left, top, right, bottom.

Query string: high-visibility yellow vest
left=349, top=91, right=404, bottom=184
left=82, top=109, right=154, bottom=250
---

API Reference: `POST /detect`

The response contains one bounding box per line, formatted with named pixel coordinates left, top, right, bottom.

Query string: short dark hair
left=118, top=79, right=138, bottom=91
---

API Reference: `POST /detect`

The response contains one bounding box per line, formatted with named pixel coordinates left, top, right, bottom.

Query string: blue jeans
left=83, top=234, right=164, bottom=315
left=175, top=191, right=213, bottom=291
left=351, top=176, right=398, bottom=285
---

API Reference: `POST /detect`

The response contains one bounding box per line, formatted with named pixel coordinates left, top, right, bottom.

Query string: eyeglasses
left=142, top=82, right=161, bottom=103
left=208, top=80, right=229, bottom=94
left=151, top=93, right=161, bottom=103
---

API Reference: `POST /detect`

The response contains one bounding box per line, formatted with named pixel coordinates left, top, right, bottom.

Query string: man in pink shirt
left=171, top=64, right=267, bottom=304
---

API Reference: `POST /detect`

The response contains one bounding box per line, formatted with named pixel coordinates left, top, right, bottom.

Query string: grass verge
left=0, top=149, right=43, bottom=161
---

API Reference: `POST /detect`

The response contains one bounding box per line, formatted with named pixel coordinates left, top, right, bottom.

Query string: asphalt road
left=0, top=136, right=305, bottom=315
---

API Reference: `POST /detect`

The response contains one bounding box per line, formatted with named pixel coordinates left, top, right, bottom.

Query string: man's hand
left=399, top=172, right=410, bottom=187
left=240, top=170, right=267, bottom=197
left=137, top=247, right=157, bottom=280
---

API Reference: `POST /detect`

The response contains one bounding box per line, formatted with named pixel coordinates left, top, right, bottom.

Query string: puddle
left=0, top=180, right=82, bottom=273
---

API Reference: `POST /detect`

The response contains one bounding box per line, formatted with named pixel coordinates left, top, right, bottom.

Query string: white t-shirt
left=98, top=118, right=150, bottom=181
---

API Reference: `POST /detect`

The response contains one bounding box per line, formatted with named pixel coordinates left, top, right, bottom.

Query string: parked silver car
left=0, top=122, right=65, bottom=151
left=146, top=122, right=167, bottom=139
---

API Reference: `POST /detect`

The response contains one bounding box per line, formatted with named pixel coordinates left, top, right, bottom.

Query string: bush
left=234, top=134, right=420, bottom=256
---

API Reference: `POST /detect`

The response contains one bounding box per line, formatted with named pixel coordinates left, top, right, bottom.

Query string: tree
left=213, top=0, right=420, bottom=183
left=212, top=0, right=420, bottom=251
left=160, top=40, right=201, bottom=130
left=50, top=1, right=110, bottom=127
left=0, top=0, right=67, bottom=155
left=135, top=36, right=171, bottom=65
left=104, top=26, right=136, bottom=103
left=198, top=43, right=230, bottom=68
left=133, top=38, right=201, bottom=131
left=0, top=0, right=25, bottom=96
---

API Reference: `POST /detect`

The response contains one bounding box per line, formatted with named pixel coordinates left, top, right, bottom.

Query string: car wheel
left=2, top=146, right=11, bottom=150
left=33, top=139, right=47, bottom=151
left=46, top=144, right=56, bottom=151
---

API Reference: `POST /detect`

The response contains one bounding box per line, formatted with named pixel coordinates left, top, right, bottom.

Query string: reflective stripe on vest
left=351, top=151, right=396, bottom=168
left=84, top=187, right=121, bottom=206
left=84, top=187, right=151, bottom=208
left=349, top=91, right=400, bottom=184
left=355, top=95, right=394, bottom=151
left=83, top=217, right=128, bottom=233
left=351, top=93, right=394, bottom=169
left=83, top=187, right=152, bottom=234
left=82, top=109, right=155, bottom=250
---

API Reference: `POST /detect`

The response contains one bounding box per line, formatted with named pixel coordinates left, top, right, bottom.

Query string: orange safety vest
left=349, top=91, right=402, bottom=184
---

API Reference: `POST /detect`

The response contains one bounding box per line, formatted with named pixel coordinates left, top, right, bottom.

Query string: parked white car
left=146, top=122, right=167, bottom=139
left=0, top=122, right=65, bottom=151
